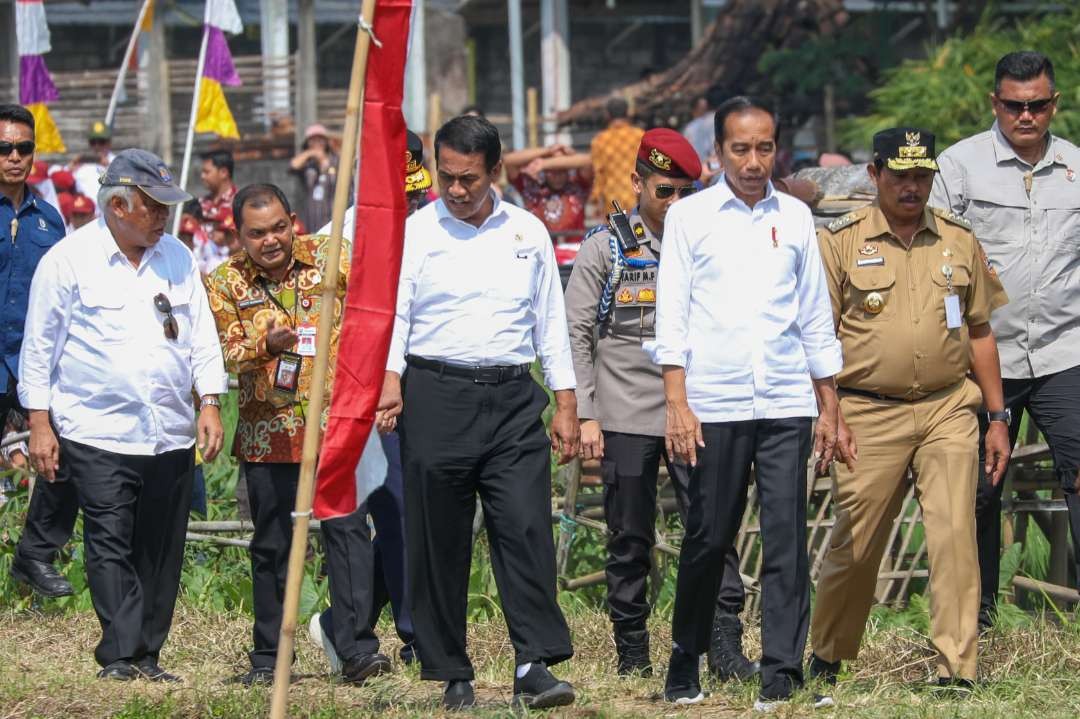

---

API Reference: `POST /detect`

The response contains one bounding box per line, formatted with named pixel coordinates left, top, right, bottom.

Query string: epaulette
left=932, top=206, right=972, bottom=230
left=825, top=211, right=863, bottom=233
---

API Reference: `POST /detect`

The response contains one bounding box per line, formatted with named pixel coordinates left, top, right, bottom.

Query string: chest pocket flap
left=848, top=265, right=896, bottom=291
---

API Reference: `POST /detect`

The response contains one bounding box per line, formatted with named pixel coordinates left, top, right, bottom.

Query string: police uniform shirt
left=387, top=192, right=576, bottom=390
left=817, top=205, right=1008, bottom=399
left=0, top=188, right=64, bottom=389
left=646, top=177, right=843, bottom=422
left=565, top=210, right=664, bottom=436
left=931, top=123, right=1080, bottom=379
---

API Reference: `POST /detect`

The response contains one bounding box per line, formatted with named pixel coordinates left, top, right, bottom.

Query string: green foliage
left=760, top=33, right=875, bottom=119
left=842, top=9, right=1080, bottom=150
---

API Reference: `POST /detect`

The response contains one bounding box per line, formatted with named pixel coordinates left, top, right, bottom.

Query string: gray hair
left=97, top=184, right=137, bottom=215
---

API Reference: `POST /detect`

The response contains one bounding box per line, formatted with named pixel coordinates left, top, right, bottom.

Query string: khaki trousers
left=811, top=379, right=982, bottom=680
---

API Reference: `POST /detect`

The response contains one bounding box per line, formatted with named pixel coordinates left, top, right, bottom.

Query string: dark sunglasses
left=995, top=95, right=1056, bottom=116
left=0, top=141, right=35, bottom=157
left=154, top=293, right=179, bottom=340
left=653, top=184, right=697, bottom=200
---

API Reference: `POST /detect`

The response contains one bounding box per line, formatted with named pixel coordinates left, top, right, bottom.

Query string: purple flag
left=204, top=26, right=241, bottom=87
left=19, top=54, right=59, bottom=106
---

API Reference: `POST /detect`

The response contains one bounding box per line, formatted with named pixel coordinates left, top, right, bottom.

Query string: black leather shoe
left=614, top=626, right=653, bottom=677
left=97, top=660, right=137, bottom=681
left=807, top=653, right=840, bottom=686
left=10, top=555, right=73, bottom=598
left=135, top=657, right=182, bottom=683
left=707, top=613, right=759, bottom=681
left=400, top=642, right=417, bottom=666
left=443, top=680, right=475, bottom=710
left=227, top=666, right=275, bottom=686
left=664, top=647, right=704, bottom=705
left=342, top=652, right=392, bottom=684
left=512, top=663, right=575, bottom=709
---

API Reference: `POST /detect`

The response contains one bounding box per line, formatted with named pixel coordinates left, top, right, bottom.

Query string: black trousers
left=671, top=418, right=812, bottom=700
left=399, top=365, right=573, bottom=681
left=59, top=437, right=193, bottom=667
left=243, top=461, right=377, bottom=667
left=7, top=383, right=78, bottom=565
left=977, top=364, right=1080, bottom=620
left=368, top=431, right=414, bottom=650
left=601, top=431, right=745, bottom=630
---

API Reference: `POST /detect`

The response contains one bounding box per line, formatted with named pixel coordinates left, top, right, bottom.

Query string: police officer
left=810, top=128, right=1010, bottom=689
left=564, top=128, right=756, bottom=680
left=931, top=51, right=1080, bottom=629
left=2, top=104, right=71, bottom=599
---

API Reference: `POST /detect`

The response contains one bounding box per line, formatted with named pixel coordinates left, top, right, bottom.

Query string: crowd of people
left=1, top=47, right=1078, bottom=714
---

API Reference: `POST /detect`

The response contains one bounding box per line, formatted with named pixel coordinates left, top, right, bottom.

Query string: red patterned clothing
left=511, top=171, right=591, bottom=242
left=204, top=234, right=349, bottom=463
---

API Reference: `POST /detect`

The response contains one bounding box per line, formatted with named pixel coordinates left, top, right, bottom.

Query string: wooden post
left=267, top=2, right=378, bottom=716
left=823, top=81, right=836, bottom=154
left=295, top=0, right=318, bottom=150
left=526, top=86, right=539, bottom=148
left=427, top=91, right=441, bottom=133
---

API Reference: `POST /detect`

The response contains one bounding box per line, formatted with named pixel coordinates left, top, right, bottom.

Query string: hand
left=550, top=391, right=580, bottom=465
left=579, top=419, right=604, bottom=461
left=522, top=158, right=545, bottom=181
left=28, top=410, right=59, bottom=482
left=665, top=401, right=704, bottom=466
left=266, top=317, right=298, bottom=356
left=375, top=371, right=403, bottom=434
left=834, top=410, right=858, bottom=472
left=984, top=420, right=1011, bottom=486
left=813, top=403, right=840, bottom=475
left=198, top=404, right=224, bottom=462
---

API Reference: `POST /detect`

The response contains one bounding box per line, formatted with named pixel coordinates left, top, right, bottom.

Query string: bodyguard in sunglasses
left=564, top=129, right=757, bottom=682
left=931, top=51, right=1080, bottom=629
left=0, top=104, right=70, bottom=599
left=19, top=149, right=228, bottom=681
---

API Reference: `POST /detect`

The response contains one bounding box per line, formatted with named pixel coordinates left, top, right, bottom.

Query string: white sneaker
left=754, top=694, right=834, bottom=713
left=308, top=611, right=342, bottom=674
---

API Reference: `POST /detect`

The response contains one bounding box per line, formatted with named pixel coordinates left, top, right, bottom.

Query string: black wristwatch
left=986, top=409, right=1011, bottom=424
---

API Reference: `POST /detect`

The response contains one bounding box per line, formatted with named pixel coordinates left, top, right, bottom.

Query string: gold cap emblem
left=648, top=148, right=672, bottom=171
left=905, top=131, right=921, bottom=146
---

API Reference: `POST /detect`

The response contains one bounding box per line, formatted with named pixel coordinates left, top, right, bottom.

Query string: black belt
left=406, top=355, right=531, bottom=384
left=838, top=386, right=916, bottom=403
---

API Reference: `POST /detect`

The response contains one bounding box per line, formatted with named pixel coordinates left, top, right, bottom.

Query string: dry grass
left=1, top=601, right=1079, bottom=718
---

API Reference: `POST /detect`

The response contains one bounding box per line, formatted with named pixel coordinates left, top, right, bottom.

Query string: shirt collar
left=991, top=120, right=1063, bottom=167
left=434, top=189, right=506, bottom=232
left=0, top=184, right=39, bottom=214
left=94, top=216, right=166, bottom=266
left=863, top=205, right=940, bottom=241
left=714, top=173, right=777, bottom=212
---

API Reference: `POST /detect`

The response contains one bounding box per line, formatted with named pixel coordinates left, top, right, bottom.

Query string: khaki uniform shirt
left=931, top=124, right=1080, bottom=379
left=565, top=211, right=665, bottom=436
left=818, top=205, right=1007, bottom=400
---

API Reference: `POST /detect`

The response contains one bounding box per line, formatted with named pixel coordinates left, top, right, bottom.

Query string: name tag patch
left=238, top=296, right=266, bottom=309
left=856, top=257, right=885, bottom=267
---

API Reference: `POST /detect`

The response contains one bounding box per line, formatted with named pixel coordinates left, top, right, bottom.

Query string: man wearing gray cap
left=19, top=149, right=229, bottom=681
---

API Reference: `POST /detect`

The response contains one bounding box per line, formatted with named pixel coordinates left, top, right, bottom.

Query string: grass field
left=2, top=601, right=1079, bottom=718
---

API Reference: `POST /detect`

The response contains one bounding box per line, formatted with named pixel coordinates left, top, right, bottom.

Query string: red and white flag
left=314, top=0, right=413, bottom=519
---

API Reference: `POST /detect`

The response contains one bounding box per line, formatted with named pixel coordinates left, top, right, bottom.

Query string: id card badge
left=273, top=352, right=303, bottom=395
left=944, top=294, right=963, bottom=329
left=296, top=324, right=317, bottom=357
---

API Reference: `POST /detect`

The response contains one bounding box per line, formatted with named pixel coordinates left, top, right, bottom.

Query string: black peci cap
left=872, top=127, right=938, bottom=172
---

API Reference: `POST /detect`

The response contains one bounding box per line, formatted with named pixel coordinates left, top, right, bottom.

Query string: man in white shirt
left=377, top=115, right=579, bottom=711
left=20, top=149, right=228, bottom=682
left=647, top=97, right=843, bottom=710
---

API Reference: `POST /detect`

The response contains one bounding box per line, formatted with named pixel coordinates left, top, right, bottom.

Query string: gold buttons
left=864, top=292, right=885, bottom=314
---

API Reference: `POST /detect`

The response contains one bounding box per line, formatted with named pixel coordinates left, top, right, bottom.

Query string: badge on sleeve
left=296, top=324, right=317, bottom=356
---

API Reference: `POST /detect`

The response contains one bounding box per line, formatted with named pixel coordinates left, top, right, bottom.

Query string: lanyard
left=257, top=268, right=298, bottom=325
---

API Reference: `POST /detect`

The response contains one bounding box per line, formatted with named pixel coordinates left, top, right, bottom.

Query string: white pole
left=507, top=0, right=525, bottom=150
left=170, top=12, right=211, bottom=237
left=403, top=0, right=427, bottom=132
left=105, top=0, right=153, bottom=130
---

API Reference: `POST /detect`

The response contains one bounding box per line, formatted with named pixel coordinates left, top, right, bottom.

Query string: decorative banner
left=314, top=0, right=414, bottom=520
left=16, top=0, right=64, bottom=153
left=195, top=1, right=243, bottom=139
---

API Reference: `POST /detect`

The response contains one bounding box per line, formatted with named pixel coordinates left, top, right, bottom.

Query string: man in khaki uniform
left=810, top=128, right=1011, bottom=689
left=564, top=129, right=755, bottom=681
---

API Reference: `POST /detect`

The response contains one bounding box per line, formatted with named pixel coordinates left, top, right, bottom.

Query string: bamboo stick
left=268, top=3, right=378, bottom=716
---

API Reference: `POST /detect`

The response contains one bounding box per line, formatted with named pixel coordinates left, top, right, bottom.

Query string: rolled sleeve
left=18, top=252, right=73, bottom=411
left=644, top=208, right=691, bottom=367
left=796, top=214, right=843, bottom=380
left=533, top=240, right=576, bottom=391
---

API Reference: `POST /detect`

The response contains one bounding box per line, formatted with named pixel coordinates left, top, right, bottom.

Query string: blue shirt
left=0, top=187, right=65, bottom=390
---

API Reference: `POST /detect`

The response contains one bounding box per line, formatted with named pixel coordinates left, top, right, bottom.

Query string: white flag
left=15, top=0, right=52, bottom=56
left=206, top=0, right=243, bottom=35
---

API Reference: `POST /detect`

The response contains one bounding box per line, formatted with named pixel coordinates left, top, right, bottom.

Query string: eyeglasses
left=154, top=293, right=178, bottom=340
left=995, top=95, right=1056, bottom=116
left=653, top=184, right=697, bottom=200
left=0, top=141, right=35, bottom=157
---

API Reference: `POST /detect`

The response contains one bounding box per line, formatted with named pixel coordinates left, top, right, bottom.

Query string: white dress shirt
left=19, top=217, right=229, bottom=455
left=645, top=177, right=843, bottom=422
left=387, top=193, right=576, bottom=390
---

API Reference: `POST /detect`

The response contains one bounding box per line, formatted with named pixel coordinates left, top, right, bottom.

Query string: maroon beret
left=637, top=128, right=702, bottom=180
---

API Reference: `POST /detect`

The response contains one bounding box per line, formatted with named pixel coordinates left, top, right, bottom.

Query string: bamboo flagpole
left=169, top=4, right=212, bottom=237
left=104, top=0, right=153, bottom=130
left=268, top=1, right=379, bottom=716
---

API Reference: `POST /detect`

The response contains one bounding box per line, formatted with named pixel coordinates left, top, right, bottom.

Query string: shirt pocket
left=930, top=262, right=972, bottom=319
left=163, top=284, right=195, bottom=346
left=1041, top=187, right=1080, bottom=250
left=847, top=265, right=897, bottom=321
left=490, top=246, right=541, bottom=302
left=965, top=184, right=1025, bottom=246
left=77, top=283, right=129, bottom=344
